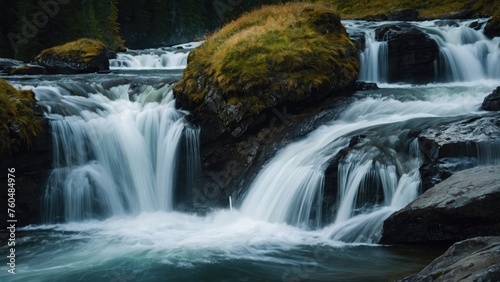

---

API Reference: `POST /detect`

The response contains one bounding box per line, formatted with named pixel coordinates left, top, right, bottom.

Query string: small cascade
left=241, top=86, right=490, bottom=242
left=37, top=82, right=199, bottom=223
left=358, top=30, right=389, bottom=82
left=420, top=20, right=500, bottom=81
left=346, top=19, right=500, bottom=83
left=110, top=52, right=188, bottom=69
left=109, top=42, right=203, bottom=70
left=326, top=138, right=421, bottom=243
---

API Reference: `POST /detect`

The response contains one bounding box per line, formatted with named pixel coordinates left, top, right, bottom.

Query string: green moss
left=0, top=79, right=42, bottom=154
left=174, top=3, right=359, bottom=124
left=34, top=38, right=106, bottom=64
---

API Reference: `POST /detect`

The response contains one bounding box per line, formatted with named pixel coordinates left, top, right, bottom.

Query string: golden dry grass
left=174, top=2, right=359, bottom=116
left=35, top=38, right=106, bottom=63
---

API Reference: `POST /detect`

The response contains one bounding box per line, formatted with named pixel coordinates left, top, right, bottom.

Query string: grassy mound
left=174, top=2, right=358, bottom=139
left=0, top=79, right=42, bottom=154
left=34, top=38, right=106, bottom=64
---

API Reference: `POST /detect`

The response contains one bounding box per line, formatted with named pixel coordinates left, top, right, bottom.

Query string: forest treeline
left=1, top=0, right=497, bottom=61
left=0, top=0, right=293, bottom=61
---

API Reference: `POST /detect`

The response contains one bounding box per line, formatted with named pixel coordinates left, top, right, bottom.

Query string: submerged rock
left=380, top=165, right=500, bottom=244
left=400, top=236, right=500, bottom=282
left=174, top=3, right=359, bottom=145
left=375, top=23, right=439, bottom=84
left=482, top=86, right=500, bottom=111
left=32, top=38, right=110, bottom=74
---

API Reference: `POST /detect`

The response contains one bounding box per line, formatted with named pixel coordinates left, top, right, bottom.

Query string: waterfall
left=36, top=82, right=199, bottom=223
left=241, top=87, right=488, bottom=242
left=109, top=42, right=203, bottom=70
left=110, top=52, right=188, bottom=69
left=420, top=20, right=500, bottom=81
left=358, top=30, right=389, bottom=82
left=347, top=19, right=500, bottom=83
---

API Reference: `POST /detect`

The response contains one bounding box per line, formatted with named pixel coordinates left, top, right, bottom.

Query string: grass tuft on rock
left=0, top=79, right=42, bottom=154
left=174, top=2, right=359, bottom=129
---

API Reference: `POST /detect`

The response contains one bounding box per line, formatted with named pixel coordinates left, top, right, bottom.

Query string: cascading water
left=357, top=29, right=389, bottom=82
left=109, top=42, right=203, bottom=70
left=35, top=82, right=200, bottom=222
left=419, top=20, right=500, bottom=81
left=349, top=19, right=500, bottom=83
left=242, top=86, right=492, bottom=243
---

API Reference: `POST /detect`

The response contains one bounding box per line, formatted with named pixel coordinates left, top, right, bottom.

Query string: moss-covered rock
left=0, top=79, right=42, bottom=154
left=32, top=38, right=110, bottom=74
left=174, top=3, right=359, bottom=143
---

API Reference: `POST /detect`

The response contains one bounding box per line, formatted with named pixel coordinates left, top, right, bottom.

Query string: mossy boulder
left=174, top=3, right=359, bottom=143
left=0, top=79, right=42, bottom=154
left=32, top=38, right=110, bottom=74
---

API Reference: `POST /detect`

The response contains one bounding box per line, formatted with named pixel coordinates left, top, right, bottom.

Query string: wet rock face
left=484, top=15, right=500, bottom=39
left=183, top=93, right=356, bottom=212
left=418, top=115, right=500, bottom=191
left=375, top=23, right=439, bottom=84
left=482, top=86, right=500, bottom=111
left=0, top=118, right=52, bottom=228
left=400, top=236, right=500, bottom=282
left=380, top=165, right=500, bottom=245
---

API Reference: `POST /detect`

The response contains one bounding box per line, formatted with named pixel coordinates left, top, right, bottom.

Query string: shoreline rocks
left=400, top=236, right=500, bottom=282
left=381, top=165, right=500, bottom=245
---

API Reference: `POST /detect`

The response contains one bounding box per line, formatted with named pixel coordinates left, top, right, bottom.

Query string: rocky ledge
left=418, top=115, right=500, bottom=191
left=380, top=165, right=500, bottom=244
left=400, top=236, right=500, bottom=282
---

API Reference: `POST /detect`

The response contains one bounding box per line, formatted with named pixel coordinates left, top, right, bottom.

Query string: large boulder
left=174, top=3, right=359, bottom=145
left=482, top=86, right=500, bottom=111
left=380, top=165, right=500, bottom=244
left=375, top=23, right=439, bottom=83
left=400, top=237, right=500, bottom=282
left=31, top=38, right=110, bottom=74
left=418, top=115, right=500, bottom=191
